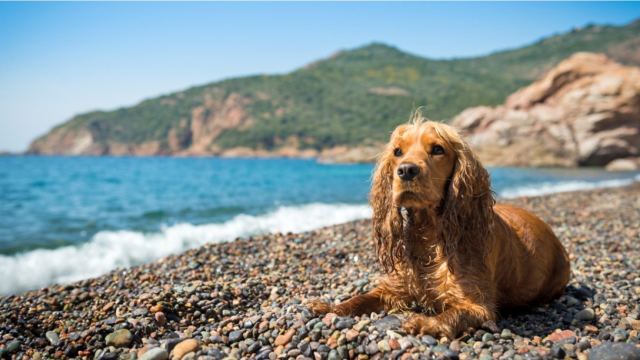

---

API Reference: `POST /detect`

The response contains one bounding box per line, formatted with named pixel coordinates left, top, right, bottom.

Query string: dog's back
left=491, top=204, right=571, bottom=309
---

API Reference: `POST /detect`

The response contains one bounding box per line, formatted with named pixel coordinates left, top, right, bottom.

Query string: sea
left=1, top=156, right=639, bottom=295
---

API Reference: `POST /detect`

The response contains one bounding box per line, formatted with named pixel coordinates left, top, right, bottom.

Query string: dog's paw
left=402, top=314, right=429, bottom=335
left=307, top=299, right=334, bottom=315
left=402, top=314, right=446, bottom=337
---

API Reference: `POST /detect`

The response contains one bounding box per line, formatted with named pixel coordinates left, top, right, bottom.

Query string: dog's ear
left=370, top=134, right=404, bottom=273
left=441, top=137, right=495, bottom=255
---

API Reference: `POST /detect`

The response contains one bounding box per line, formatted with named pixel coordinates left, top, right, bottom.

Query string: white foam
left=498, top=174, right=640, bottom=199
left=0, top=203, right=371, bottom=295
left=3, top=173, right=639, bottom=295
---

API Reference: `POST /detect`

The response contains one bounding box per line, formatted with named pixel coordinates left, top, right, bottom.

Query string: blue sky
left=1, top=2, right=639, bottom=152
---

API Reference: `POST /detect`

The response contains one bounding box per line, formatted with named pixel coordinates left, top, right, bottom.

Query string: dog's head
left=370, top=114, right=495, bottom=272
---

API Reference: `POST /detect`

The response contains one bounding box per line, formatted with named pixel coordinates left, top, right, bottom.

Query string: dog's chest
left=402, top=253, right=452, bottom=312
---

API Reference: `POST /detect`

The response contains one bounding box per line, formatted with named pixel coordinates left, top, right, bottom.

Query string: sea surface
left=1, top=156, right=639, bottom=295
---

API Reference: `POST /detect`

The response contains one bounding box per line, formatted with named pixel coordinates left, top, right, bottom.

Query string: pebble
left=274, top=329, right=295, bottom=346
left=155, top=311, right=167, bottom=325
left=0, top=185, right=638, bottom=359
left=421, top=335, right=438, bottom=346
left=575, top=308, right=596, bottom=321
left=140, top=348, right=169, bottom=360
left=105, top=329, right=133, bottom=347
left=373, top=315, right=402, bottom=331
left=589, top=342, right=640, bottom=360
left=5, top=340, right=20, bottom=353
left=228, top=330, right=243, bottom=343
left=45, top=331, right=60, bottom=346
left=335, top=318, right=355, bottom=330
left=500, top=329, right=512, bottom=339
left=345, top=329, right=359, bottom=342
left=171, top=339, right=199, bottom=360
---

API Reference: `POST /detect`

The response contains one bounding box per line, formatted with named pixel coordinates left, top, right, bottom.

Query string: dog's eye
left=393, top=148, right=403, bottom=157
left=431, top=145, right=445, bottom=155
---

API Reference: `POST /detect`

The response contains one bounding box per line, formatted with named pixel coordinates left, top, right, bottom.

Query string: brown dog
left=309, top=115, right=570, bottom=338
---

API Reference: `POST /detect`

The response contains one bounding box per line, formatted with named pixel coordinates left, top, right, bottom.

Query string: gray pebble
left=575, top=308, right=595, bottom=321
left=45, top=331, right=60, bottom=346
left=139, top=348, right=169, bottom=360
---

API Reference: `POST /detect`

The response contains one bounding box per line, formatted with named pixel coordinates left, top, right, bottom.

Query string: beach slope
left=1, top=184, right=640, bottom=359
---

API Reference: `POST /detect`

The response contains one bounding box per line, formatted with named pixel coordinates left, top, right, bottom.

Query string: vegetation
left=37, top=19, right=640, bottom=151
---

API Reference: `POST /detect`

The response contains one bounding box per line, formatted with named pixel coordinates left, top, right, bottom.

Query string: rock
left=589, top=342, right=640, bottom=360
left=365, top=341, right=378, bottom=355
left=45, top=331, right=60, bottom=346
left=373, top=315, right=402, bottom=331
left=606, top=158, right=640, bottom=171
left=105, top=329, right=133, bottom=347
left=345, top=329, right=359, bottom=342
left=155, top=311, right=167, bottom=325
left=421, top=335, right=438, bottom=346
left=550, top=346, right=566, bottom=359
left=5, top=340, right=20, bottom=353
left=228, top=330, right=244, bottom=343
left=452, top=53, right=640, bottom=167
left=481, top=333, right=494, bottom=342
left=500, top=329, right=513, bottom=339
left=335, top=318, right=355, bottom=330
left=353, top=320, right=370, bottom=331
left=545, top=329, right=577, bottom=343
left=171, top=339, right=199, bottom=360
left=443, top=349, right=459, bottom=360
left=377, top=339, right=391, bottom=352
left=140, top=348, right=169, bottom=360
left=575, top=308, right=596, bottom=321
left=274, top=328, right=295, bottom=346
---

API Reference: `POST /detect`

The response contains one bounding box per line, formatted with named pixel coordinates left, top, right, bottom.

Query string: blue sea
left=1, top=156, right=639, bottom=295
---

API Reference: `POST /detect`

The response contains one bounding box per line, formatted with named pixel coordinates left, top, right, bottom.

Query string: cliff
left=28, top=19, right=640, bottom=159
left=452, top=53, right=640, bottom=168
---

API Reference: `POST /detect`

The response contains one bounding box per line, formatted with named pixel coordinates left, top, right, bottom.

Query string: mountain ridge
left=28, top=19, right=640, bottom=159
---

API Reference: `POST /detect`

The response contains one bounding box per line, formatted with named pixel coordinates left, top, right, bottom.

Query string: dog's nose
left=397, top=163, right=420, bottom=181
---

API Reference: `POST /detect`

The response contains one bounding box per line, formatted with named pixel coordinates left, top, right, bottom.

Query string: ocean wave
left=0, top=203, right=371, bottom=295
left=2, top=173, right=639, bottom=295
left=497, top=174, right=640, bottom=199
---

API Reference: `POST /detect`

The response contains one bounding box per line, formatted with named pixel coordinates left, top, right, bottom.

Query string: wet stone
left=373, top=315, right=402, bottom=331
left=575, top=308, right=596, bottom=321
left=228, top=330, right=244, bottom=343
left=45, top=331, right=60, bottom=346
left=105, top=329, right=133, bottom=347
left=139, top=348, right=169, bottom=360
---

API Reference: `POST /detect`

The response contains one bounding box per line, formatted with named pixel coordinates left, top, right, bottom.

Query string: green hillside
left=31, top=19, right=640, bottom=153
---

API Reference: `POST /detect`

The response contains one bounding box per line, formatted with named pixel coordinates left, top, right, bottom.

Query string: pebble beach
left=1, top=184, right=640, bottom=360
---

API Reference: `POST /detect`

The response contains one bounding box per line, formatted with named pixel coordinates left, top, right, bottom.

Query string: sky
left=1, top=2, right=640, bottom=152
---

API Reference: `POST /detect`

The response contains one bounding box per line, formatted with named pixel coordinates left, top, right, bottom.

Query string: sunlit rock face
left=452, top=53, right=640, bottom=167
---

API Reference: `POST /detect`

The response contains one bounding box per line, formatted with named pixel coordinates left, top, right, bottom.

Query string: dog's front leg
left=308, top=277, right=411, bottom=317
left=308, top=287, right=386, bottom=316
left=403, top=301, right=495, bottom=338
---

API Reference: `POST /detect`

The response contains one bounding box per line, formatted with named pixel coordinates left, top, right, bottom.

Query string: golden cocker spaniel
left=309, top=115, right=570, bottom=338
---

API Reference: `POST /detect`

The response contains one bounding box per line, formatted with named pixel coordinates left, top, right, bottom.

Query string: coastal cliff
left=452, top=53, right=640, bottom=168
left=28, top=20, right=640, bottom=163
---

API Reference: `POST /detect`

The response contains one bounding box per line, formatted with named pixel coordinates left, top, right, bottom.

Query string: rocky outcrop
left=28, top=127, right=103, bottom=155
left=181, top=92, right=254, bottom=155
left=452, top=53, right=640, bottom=167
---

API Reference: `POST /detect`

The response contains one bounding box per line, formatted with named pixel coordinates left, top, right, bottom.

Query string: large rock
left=452, top=53, right=640, bottom=167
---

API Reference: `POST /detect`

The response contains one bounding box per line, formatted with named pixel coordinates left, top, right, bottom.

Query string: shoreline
left=2, top=184, right=640, bottom=359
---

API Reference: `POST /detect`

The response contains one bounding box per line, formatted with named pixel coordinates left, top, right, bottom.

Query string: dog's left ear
left=370, top=128, right=407, bottom=273
left=441, top=138, right=495, bottom=254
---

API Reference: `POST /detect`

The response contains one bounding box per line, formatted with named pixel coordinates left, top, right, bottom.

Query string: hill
left=28, top=19, right=640, bottom=157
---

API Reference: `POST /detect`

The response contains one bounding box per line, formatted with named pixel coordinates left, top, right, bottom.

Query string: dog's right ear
left=370, top=127, right=406, bottom=273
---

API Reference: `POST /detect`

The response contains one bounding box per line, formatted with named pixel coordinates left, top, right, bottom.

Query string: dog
left=309, top=115, right=570, bottom=338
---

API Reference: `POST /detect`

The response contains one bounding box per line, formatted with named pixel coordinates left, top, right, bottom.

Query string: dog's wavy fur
left=309, top=113, right=570, bottom=338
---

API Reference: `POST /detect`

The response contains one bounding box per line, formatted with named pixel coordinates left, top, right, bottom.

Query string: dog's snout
left=397, top=163, right=420, bottom=181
